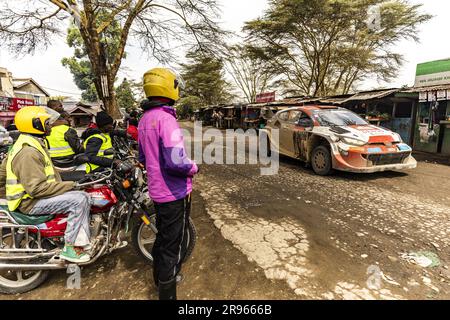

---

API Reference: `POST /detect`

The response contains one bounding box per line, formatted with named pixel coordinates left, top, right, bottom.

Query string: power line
left=41, top=86, right=82, bottom=96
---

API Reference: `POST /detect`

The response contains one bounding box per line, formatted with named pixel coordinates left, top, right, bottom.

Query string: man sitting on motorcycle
left=4, top=106, right=92, bottom=263
left=45, top=100, right=84, bottom=167
left=83, top=111, right=127, bottom=173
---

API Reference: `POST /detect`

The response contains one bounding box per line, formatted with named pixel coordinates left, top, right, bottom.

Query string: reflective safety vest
left=6, top=134, right=56, bottom=212
left=45, top=125, right=75, bottom=159
left=83, top=133, right=113, bottom=173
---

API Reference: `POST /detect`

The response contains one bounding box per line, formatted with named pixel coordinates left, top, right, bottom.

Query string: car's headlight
left=341, top=137, right=367, bottom=146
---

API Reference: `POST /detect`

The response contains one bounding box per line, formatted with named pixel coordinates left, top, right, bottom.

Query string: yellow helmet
left=15, top=106, right=60, bottom=135
left=143, top=68, right=183, bottom=102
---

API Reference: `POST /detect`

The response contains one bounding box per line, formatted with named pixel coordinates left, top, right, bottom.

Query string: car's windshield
left=314, top=109, right=368, bottom=127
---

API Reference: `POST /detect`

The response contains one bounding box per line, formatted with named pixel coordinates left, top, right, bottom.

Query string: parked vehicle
left=0, top=157, right=196, bottom=294
left=263, top=105, right=417, bottom=175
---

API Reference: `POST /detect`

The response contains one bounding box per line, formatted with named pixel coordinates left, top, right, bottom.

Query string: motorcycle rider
left=139, top=68, right=199, bottom=300
left=4, top=106, right=92, bottom=263
left=45, top=100, right=84, bottom=166
left=83, top=111, right=127, bottom=173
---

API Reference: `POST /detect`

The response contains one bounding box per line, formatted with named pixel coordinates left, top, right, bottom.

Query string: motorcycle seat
left=0, top=205, right=55, bottom=226
left=60, top=171, right=87, bottom=182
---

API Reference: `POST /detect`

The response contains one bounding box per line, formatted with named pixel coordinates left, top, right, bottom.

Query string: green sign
left=415, top=58, right=450, bottom=87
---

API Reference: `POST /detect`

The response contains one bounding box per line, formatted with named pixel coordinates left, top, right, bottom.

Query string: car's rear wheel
left=311, top=145, right=333, bottom=176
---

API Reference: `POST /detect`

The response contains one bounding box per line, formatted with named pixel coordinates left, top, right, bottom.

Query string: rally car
left=263, top=106, right=417, bottom=175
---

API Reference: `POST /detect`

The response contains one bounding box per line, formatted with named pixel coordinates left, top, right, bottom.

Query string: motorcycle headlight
left=341, top=137, right=367, bottom=146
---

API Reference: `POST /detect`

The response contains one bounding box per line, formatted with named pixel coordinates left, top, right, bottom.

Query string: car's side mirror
left=296, top=118, right=314, bottom=128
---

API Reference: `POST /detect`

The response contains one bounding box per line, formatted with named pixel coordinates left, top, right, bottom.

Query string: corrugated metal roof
left=404, top=84, right=450, bottom=92
left=341, top=89, right=400, bottom=102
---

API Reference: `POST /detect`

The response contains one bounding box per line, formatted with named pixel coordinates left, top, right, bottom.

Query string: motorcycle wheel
left=131, top=215, right=197, bottom=265
left=0, top=230, right=49, bottom=294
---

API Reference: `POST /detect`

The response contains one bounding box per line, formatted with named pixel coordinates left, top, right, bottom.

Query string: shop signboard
left=427, top=91, right=436, bottom=102
left=0, top=97, right=11, bottom=111
left=415, top=59, right=450, bottom=88
left=10, top=98, right=34, bottom=111
left=256, top=92, right=276, bottom=103
left=419, top=91, right=428, bottom=102
left=437, top=90, right=447, bottom=101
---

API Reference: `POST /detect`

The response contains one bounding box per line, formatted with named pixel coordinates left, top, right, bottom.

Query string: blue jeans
left=29, top=191, right=91, bottom=246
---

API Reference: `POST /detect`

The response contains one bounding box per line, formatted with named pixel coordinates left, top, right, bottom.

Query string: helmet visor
left=43, top=107, right=61, bottom=125
left=168, top=68, right=185, bottom=91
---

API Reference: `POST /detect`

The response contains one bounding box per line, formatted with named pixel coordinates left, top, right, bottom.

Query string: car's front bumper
left=334, top=155, right=418, bottom=173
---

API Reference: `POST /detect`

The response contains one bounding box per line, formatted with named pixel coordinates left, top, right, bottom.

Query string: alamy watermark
left=367, top=265, right=382, bottom=290
left=67, top=264, right=81, bottom=290
left=172, top=122, right=280, bottom=176
left=367, top=5, right=382, bottom=32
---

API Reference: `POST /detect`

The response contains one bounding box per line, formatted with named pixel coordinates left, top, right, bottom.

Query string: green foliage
left=244, top=0, right=432, bottom=96
left=61, top=11, right=125, bottom=102
left=116, top=78, right=137, bottom=110
left=181, top=51, right=233, bottom=106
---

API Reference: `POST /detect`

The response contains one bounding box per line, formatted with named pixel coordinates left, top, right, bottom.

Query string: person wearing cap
left=140, top=68, right=199, bottom=300
left=83, top=111, right=127, bottom=173
left=1, top=106, right=92, bottom=263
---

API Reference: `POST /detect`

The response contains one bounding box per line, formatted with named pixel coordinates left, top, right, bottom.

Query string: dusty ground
left=1, top=122, right=449, bottom=300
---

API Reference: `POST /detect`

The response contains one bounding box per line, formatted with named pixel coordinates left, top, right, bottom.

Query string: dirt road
left=1, top=122, right=449, bottom=300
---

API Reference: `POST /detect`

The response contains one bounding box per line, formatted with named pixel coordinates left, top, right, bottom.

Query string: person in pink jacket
left=139, top=68, right=199, bottom=300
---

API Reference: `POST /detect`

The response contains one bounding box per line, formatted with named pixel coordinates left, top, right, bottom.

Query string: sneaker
left=60, top=245, right=91, bottom=264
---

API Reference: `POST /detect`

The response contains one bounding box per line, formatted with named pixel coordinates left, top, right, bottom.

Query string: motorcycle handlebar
left=75, top=169, right=113, bottom=189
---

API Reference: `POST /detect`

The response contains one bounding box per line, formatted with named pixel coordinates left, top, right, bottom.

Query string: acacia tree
left=0, top=0, right=223, bottom=117
left=224, top=45, right=276, bottom=103
left=244, top=0, right=432, bottom=97
left=61, top=11, right=124, bottom=102
left=181, top=50, right=233, bottom=106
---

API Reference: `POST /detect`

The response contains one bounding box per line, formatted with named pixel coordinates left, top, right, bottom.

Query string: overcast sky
left=0, top=0, right=449, bottom=99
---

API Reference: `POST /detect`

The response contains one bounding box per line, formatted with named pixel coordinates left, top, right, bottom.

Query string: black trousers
left=152, top=194, right=192, bottom=284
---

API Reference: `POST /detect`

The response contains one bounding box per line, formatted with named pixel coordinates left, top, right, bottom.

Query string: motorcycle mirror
left=104, top=148, right=116, bottom=156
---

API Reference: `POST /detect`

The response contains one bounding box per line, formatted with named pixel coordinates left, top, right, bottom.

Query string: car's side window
left=288, top=111, right=301, bottom=123
left=278, top=111, right=289, bottom=122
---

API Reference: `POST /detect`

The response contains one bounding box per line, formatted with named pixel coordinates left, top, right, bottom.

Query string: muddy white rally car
left=263, top=105, right=417, bottom=176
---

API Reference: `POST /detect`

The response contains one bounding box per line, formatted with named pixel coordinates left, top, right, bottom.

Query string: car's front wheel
left=311, top=145, right=334, bottom=176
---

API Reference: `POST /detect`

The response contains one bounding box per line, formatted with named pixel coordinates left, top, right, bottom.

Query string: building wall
left=14, top=82, right=48, bottom=106
left=0, top=68, right=14, bottom=97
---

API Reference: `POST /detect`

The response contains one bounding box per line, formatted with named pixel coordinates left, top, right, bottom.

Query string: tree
left=0, top=0, right=223, bottom=117
left=49, top=95, right=70, bottom=101
left=244, top=0, right=432, bottom=97
left=224, top=45, right=276, bottom=103
left=176, top=95, right=203, bottom=119
left=116, top=78, right=137, bottom=110
left=181, top=50, right=233, bottom=106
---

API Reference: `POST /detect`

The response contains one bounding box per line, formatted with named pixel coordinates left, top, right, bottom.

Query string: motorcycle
left=0, top=155, right=197, bottom=294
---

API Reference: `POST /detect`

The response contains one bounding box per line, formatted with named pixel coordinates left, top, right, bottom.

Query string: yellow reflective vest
left=83, top=133, right=113, bottom=173
left=6, top=134, right=56, bottom=212
left=45, top=125, right=75, bottom=159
